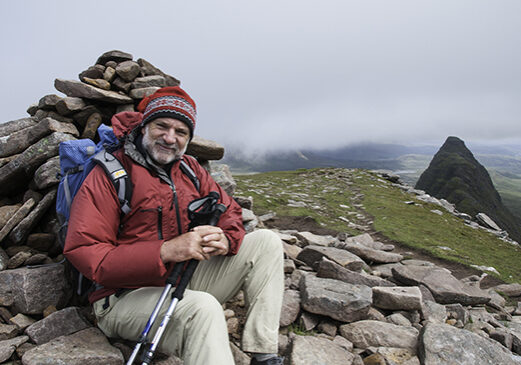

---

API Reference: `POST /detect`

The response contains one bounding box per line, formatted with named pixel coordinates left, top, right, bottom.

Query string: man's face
left=141, top=117, right=190, bottom=166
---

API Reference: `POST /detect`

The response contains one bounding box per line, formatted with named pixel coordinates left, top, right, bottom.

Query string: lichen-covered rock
left=300, top=274, right=372, bottom=323
left=22, top=327, right=123, bottom=365
left=0, top=264, right=69, bottom=315
left=419, top=322, right=520, bottom=365
left=290, top=335, right=356, bottom=365
left=339, top=320, right=419, bottom=350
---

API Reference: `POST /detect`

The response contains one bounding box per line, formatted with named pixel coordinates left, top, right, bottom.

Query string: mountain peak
left=415, top=136, right=521, bottom=242
left=439, top=136, right=473, bottom=158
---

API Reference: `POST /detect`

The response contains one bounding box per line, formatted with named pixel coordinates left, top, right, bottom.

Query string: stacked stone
left=0, top=50, right=233, bottom=364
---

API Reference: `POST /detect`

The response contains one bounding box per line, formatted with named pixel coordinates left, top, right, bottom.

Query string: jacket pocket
left=140, top=206, right=163, bottom=240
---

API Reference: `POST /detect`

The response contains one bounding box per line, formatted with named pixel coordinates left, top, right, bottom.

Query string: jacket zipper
left=170, top=185, right=183, bottom=236
left=158, top=206, right=163, bottom=239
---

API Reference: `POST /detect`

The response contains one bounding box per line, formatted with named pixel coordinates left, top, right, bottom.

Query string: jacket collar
left=123, top=127, right=181, bottom=186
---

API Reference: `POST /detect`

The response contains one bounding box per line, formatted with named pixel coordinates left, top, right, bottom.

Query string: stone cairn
left=0, top=50, right=521, bottom=364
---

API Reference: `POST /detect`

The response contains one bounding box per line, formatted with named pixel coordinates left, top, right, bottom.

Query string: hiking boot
left=250, top=356, right=284, bottom=365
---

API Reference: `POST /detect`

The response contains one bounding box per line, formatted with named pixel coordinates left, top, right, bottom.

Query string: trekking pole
left=126, top=192, right=226, bottom=365
left=125, top=261, right=185, bottom=365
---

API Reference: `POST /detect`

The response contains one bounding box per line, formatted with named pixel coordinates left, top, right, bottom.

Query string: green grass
left=490, top=170, right=521, bottom=219
left=235, top=169, right=363, bottom=235
left=287, top=322, right=316, bottom=336
left=357, top=171, right=521, bottom=283
left=234, top=168, right=521, bottom=283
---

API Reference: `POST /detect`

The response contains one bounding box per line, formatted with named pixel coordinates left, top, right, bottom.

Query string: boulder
left=131, top=75, right=166, bottom=89
left=96, top=50, right=133, bottom=65
left=54, top=78, right=133, bottom=104
left=0, top=336, right=29, bottom=363
left=493, top=283, right=521, bottom=297
left=137, top=58, right=181, bottom=86
left=299, top=274, right=372, bottom=323
left=0, top=117, right=38, bottom=138
left=115, top=60, right=141, bottom=82
left=37, top=94, right=62, bottom=110
left=79, top=66, right=105, bottom=81
left=421, top=300, right=448, bottom=324
left=0, top=132, right=76, bottom=194
left=32, top=156, right=60, bottom=190
left=372, top=286, right=423, bottom=311
left=0, top=117, right=78, bottom=158
left=0, top=324, right=18, bottom=340
left=0, top=199, right=36, bottom=243
left=344, top=234, right=394, bottom=251
left=0, top=264, right=69, bottom=315
left=297, top=246, right=365, bottom=271
left=0, top=248, right=8, bottom=271
left=9, top=313, right=36, bottom=331
left=55, top=97, right=87, bottom=116
left=280, top=290, right=300, bottom=327
left=294, top=231, right=337, bottom=247
left=9, top=189, right=57, bottom=245
left=339, top=320, right=419, bottom=349
left=210, top=163, right=236, bottom=197
left=317, top=257, right=394, bottom=287
left=83, top=77, right=111, bottom=90
left=21, top=327, right=123, bottom=365
left=476, top=213, right=502, bottom=231
left=419, top=322, right=520, bottom=365
left=340, top=243, right=403, bottom=264
left=290, top=335, right=356, bottom=365
left=187, top=135, right=225, bottom=161
left=366, top=347, right=419, bottom=365
left=0, top=204, right=21, bottom=229
left=392, top=265, right=491, bottom=305
left=25, top=307, right=91, bottom=345
left=103, top=66, right=117, bottom=82
left=129, top=86, right=160, bottom=99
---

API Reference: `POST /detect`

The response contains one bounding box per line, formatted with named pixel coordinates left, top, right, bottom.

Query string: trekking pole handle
left=207, top=203, right=227, bottom=226
left=138, top=196, right=227, bottom=364
left=169, top=204, right=226, bottom=301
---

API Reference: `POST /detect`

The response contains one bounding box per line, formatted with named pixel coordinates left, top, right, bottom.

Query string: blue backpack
left=56, top=123, right=200, bottom=297
left=56, top=124, right=131, bottom=245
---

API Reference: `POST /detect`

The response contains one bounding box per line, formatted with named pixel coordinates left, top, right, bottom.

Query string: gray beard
left=141, top=127, right=187, bottom=166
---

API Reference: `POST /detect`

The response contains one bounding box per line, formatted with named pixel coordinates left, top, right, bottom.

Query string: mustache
left=156, top=140, right=179, bottom=150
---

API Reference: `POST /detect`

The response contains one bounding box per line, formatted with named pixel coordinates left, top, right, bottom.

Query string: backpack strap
left=93, top=149, right=132, bottom=215
left=180, top=159, right=201, bottom=192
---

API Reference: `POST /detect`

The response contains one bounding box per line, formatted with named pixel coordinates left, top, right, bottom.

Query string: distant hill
left=223, top=141, right=521, bottom=219
left=415, top=136, right=521, bottom=243
left=223, top=143, right=439, bottom=173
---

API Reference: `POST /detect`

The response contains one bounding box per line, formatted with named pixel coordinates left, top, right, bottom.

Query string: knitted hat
left=137, top=86, right=197, bottom=138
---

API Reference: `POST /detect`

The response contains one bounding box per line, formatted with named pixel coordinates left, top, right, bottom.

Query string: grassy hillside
left=234, top=168, right=521, bottom=283
left=490, top=170, right=521, bottom=219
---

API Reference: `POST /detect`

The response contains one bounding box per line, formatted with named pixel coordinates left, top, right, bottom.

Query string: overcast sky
left=1, top=0, right=520, bottom=153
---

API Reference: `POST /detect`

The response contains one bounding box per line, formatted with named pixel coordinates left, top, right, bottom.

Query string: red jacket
left=63, top=113, right=245, bottom=303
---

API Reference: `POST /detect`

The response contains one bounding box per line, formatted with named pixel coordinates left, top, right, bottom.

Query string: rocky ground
left=1, top=49, right=521, bottom=364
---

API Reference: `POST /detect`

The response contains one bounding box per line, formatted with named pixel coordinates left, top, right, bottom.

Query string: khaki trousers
left=93, top=229, right=284, bottom=365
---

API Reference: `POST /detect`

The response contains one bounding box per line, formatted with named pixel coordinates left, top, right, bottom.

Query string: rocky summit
left=415, top=136, right=521, bottom=243
left=0, top=51, right=521, bottom=364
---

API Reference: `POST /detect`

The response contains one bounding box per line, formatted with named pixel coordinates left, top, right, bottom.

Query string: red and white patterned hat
left=137, top=86, right=197, bottom=138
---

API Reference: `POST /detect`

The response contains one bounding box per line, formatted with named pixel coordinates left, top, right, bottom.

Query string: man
left=64, top=86, right=284, bottom=365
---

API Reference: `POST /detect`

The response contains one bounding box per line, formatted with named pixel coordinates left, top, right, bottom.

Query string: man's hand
left=160, top=226, right=229, bottom=263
